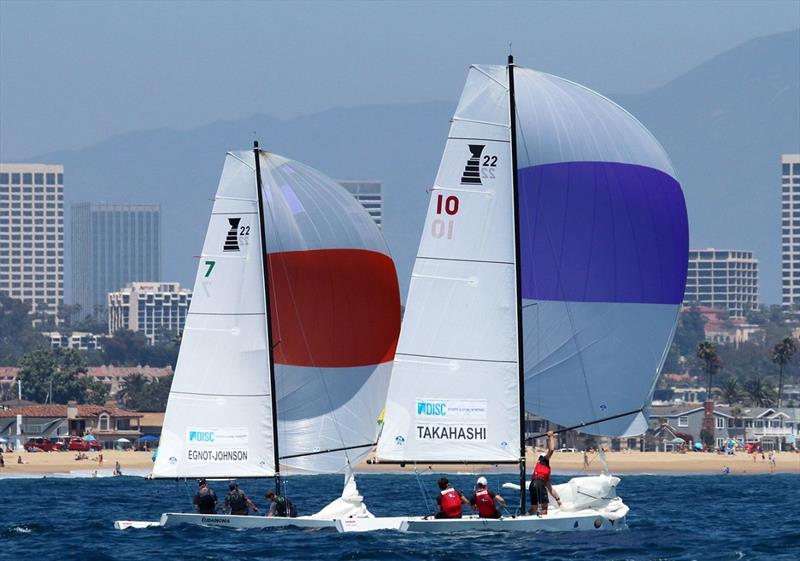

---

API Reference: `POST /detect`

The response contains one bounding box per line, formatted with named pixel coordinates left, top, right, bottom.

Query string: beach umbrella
left=83, top=435, right=97, bottom=441
left=694, top=442, right=703, bottom=450
left=116, top=438, right=132, bottom=443
left=670, top=437, right=685, bottom=444
left=138, top=435, right=159, bottom=443
left=0, top=436, right=7, bottom=443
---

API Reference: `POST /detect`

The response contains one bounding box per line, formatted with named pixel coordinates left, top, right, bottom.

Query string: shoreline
left=1, top=449, right=798, bottom=478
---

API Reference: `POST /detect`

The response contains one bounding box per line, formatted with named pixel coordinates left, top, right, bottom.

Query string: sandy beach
left=1, top=448, right=798, bottom=477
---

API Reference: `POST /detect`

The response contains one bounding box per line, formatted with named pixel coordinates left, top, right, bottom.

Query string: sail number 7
left=204, top=260, right=216, bottom=278
left=432, top=194, right=459, bottom=239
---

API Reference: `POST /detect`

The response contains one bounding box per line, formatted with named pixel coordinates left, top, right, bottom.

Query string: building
left=71, top=203, right=161, bottom=318
left=648, top=403, right=799, bottom=451
left=782, top=154, right=800, bottom=308
left=337, top=180, right=383, bottom=229
left=0, top=401, right=143, bottom=449
left=108, top=282, right=191, bottom=345
left=43, top=331, right=102, bottom=351
left=693, top=306, right=764, bottom=348
left=0, top=164, right=64, bottom=317
left=683, top=248, right=758, bottom=318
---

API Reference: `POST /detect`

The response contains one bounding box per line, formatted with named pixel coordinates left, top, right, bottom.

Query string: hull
left=337, top=507, right=627, bottom=533
left=159, top=512, right=336, bottom=529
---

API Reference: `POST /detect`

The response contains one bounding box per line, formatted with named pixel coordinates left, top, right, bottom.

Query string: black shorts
left=529, top=478, right=549, bottom=505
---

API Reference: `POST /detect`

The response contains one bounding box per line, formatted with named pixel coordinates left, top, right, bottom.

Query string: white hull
left=114, top=513, right=336, bottom=530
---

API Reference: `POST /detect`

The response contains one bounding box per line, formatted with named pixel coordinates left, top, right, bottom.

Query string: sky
left=1, top=0, right=799, bottom=159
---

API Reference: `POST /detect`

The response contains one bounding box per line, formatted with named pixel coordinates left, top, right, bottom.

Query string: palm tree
left=720, top=377, right=741, bottom=405
left=117, top=373, right=148, bottom=410
left=744, top=377, right=777, bottom=407
left=771, top=337, right=797, bottom=408
left=696, top=342, right=722, bottom=399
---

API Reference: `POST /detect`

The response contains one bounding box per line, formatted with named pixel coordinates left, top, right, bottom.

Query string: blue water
left=1, top=472, right=798, bottom=561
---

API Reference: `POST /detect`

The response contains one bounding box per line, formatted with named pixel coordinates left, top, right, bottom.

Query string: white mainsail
left=153, top=151, right=275, bottom=478
left=377, top=65, right=520, bottom=463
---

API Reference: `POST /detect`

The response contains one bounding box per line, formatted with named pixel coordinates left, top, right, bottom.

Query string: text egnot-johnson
left=187, top=449, right=248, bottom=462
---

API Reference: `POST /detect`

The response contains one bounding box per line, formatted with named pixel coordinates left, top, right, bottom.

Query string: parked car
left=67, top=436, right=102, bottom=452
left=24, top=437, right=63, bottom=452
left=556, top=447, right=579, bottom=453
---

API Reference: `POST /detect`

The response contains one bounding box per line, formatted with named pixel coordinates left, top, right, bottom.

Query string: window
left=784, top=163, right=792, bottom=175
left=715, top=417, right=725, bottom=430
left=0, top=173, right=8, bottom=184
left=678, top=416, right=689, bottom=427
left=98, top=413, right=110, bottom=431
left=22, top=173, right=32, bottom=185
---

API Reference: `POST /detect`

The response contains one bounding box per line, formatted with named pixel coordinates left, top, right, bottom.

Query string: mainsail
left=377, top=61, right=688, bottom=465
left=154, top=149, right=400, bottom=479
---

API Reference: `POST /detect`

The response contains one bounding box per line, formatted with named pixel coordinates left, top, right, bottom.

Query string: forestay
left=154, top=152, right=275, bottom=478
left=378, top=65, right=520, bottom=463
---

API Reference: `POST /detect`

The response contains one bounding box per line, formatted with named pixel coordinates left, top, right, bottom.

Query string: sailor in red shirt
left=469, top=476, right=507, bottom=519
left=529, top=430, right=562, bottom=516
left=434, top=477, right=468, bottom=519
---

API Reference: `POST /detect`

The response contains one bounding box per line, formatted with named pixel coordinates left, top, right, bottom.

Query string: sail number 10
left=432, top=194, right=460, bottom=240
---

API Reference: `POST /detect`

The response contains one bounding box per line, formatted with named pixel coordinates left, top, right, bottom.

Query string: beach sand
left=1, top=448, right=798, bottom=477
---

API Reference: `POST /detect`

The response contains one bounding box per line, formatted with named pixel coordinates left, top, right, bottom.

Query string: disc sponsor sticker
left=186, top=427, right=249, bottom=463
left=414, top=398, right=487, bottom=441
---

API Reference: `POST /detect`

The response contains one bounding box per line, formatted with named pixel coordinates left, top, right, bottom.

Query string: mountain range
left=24, top=29, right=800, bottom=304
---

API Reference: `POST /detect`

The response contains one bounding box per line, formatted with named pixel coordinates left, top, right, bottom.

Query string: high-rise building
left=107, top=282, right=191, bottom=345
left=782, top=154, right=800, bottom=308
left=71, top=203, right=160, bottom=317
left=684, top=248, right=758, bottom=318
left=337, top=180, right=383, bottom=229
left=0, top=164, right=64, bottom=317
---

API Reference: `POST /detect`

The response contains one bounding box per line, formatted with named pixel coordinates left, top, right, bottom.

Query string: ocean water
left=0, top=472, right=798, bottom=561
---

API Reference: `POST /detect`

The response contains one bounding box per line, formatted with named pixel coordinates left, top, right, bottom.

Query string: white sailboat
left=340, top=57, right=688, bottom=533
left=115, top=144, right=401, bottom=530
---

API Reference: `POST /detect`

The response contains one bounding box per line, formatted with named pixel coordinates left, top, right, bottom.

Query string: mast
left=507, top=55, right=527, bottom=514
left=253, top=141, right=282, bottom=496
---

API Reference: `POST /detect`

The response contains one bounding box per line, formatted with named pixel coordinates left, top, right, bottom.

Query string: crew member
left=265, top=491, right=298, bottom=517
left=469, top=476, right=506, bottom=519
left=434, top=477, right=468, bottom=519
left=224, top=481, right=259, bottom=516
left=529, top=430, right=562, bottom=516
left=193, top=479, right=218, bottom=514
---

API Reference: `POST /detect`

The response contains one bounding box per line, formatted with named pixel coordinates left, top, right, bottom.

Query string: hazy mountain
left=26, top=29, right=800, bottom=304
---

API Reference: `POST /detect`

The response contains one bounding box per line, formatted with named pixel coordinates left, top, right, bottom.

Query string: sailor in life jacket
left=434, top=477, right=468, bottom=519
left=265, top=491, right=298, bottom=518
left=469, top=476, right=507, bottom=519
left=529, top=430, right=562, bottom=515
left=193, top=479, right=218, bottom=514
left=224, top=481, right=259, bottom=516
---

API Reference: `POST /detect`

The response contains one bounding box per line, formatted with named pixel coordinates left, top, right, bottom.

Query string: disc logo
left=417, top=401, right=447, bottom=416
left=188, top=430, right=215, bottom=443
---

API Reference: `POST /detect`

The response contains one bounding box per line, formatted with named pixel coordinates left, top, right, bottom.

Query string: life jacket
left=440, top=488, right=463, bottom=518
left=474, top=488, right=498, bottom=518
left=195, top=488, right=216, bottom=513
left=228, top=490, right=248, bottom=513
left=532, top=462, right=551, bottom=483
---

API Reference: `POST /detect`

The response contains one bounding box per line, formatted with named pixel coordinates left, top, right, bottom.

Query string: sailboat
left=115, top=144, right=401, bottom=530
left=339, top=57, right=688, bottom=533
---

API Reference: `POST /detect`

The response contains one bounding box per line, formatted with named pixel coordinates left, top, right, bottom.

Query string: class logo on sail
left=223, top=217, right=241, bottom=252
left=460, top=144, right=485, bottom=185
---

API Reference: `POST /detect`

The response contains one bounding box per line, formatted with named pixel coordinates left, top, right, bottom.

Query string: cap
left=476, top=476, right=488, bottom=487
left=198, top=478, right=207, bottom=486
left=229, top=481, right=238, bottom=490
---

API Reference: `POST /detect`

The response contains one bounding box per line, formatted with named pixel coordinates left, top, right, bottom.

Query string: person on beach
left=583, top=451, right=590, bottom=469
left=265, top=491, right=297, bottom=517
left=529, top=430, right=562, bottom=516
left=193, top=479, right=218, bottom=514
left=98, top=453, right=103, bottom=466
left=224, top=482, right=258, bottom=516
left=114, top=461, right=122, bottom=476
left=0, top=453, right=4, bottom=468
left=768, top=450, right=776, bottom=471
left=469, top=476, right=506, bottom=519
left=434, top=477, right=468, bottom=519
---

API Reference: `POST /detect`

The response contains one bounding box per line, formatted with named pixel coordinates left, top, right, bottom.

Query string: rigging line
left=279, top=442, right=376, bottom=460
left=414, top=464, right=433, bottom=515
left=471, top=64, right=510, bottom=90
left=524, top=407, right=643, bottom=441
left=228, top=151, right=256, bottom=170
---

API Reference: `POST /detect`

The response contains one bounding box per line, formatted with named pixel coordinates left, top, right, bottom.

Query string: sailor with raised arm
left=529, top=431, right=562, bottom=516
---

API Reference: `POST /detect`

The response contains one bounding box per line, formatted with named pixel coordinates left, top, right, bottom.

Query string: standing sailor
left=193, top=479, right=218, bottom=514
left=265, top=491, right=298, bottom=517
left=529, top=431, right=562, bottom=516
left=224, top=482, right=259, bottom=516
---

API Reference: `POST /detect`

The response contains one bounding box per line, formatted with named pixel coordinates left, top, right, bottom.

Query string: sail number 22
left=432, top=194, right=459, bottom=240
